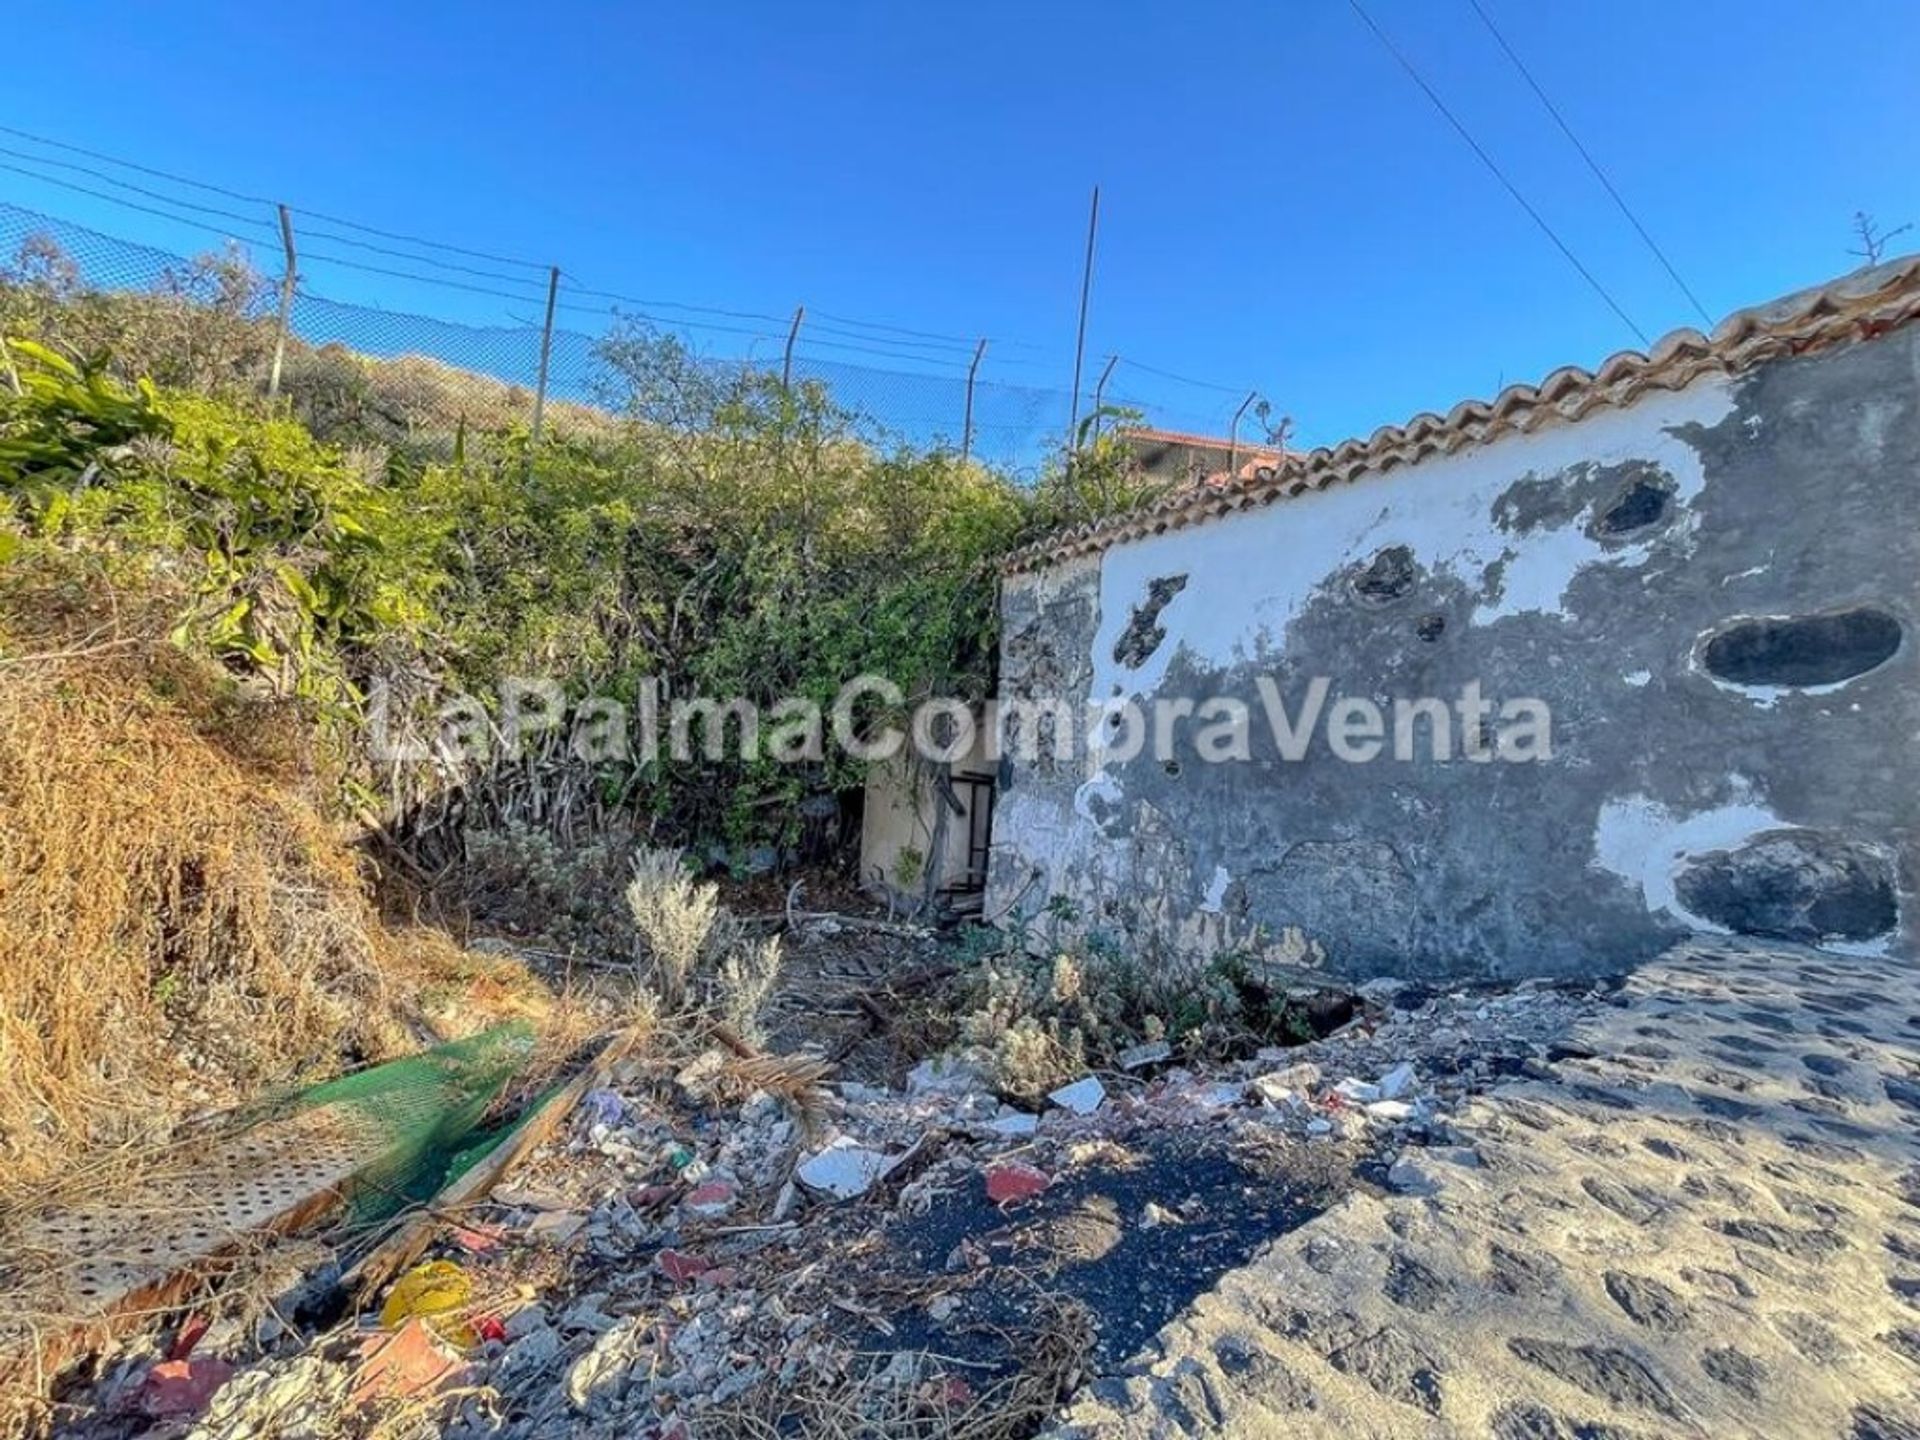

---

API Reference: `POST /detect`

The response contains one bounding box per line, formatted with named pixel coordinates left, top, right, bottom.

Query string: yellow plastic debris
left=378, top=1260, right=476, bottom=1347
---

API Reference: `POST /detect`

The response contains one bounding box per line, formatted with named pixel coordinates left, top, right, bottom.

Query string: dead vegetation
left=705, top=1297, right=1095, bottom=1440
left=0, top=554, right=566, bottom=1193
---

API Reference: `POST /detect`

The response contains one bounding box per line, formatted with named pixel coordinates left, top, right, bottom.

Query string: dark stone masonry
left=989, top=309, right=1918, bottom=981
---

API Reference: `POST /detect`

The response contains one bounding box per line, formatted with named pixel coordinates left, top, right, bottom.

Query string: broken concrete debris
left=986, top=1109, right=1039, bottom=1137
left=1048, top=1075, right=1107, bottom=1115
left=1117, top=1039, right=1173, bottom=1070
left=1377, top=1060, right=1417, bottom=1099
left=794, top=1138, right=893, bottom=1200
left=46, top=966, right=1619, bottom=1438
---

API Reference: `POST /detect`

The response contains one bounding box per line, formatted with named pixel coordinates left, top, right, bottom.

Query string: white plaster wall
left=1084, top=379, right=1737, bottom=711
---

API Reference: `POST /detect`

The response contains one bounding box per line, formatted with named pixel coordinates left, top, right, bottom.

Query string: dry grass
left=0, top=555, right=571, bottom=1194
left=707, top=1296, right=1096, bottom=1439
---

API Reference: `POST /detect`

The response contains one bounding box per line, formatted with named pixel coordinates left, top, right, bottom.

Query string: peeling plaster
left=1083, top=379, right=1737, bottom=707
left=1592, top=795, right=1785, bottom=930
left=989, top=326, right=1919, bottom=978
left=1200, top=864, right=1232, bottom=914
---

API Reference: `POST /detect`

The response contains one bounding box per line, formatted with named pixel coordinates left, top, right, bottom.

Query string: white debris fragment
left=795, top=1140, right=892, bottom=1200
left=906, top=1055, right=989, bottom=1096
left=1256, top=1060, right=1322, bottom=1092
left=497, top=1323, right=563, bottom=1390
left=1117, top=1040, right=1173, bottom=1070
left=1377, top=1062, right=1417, bottom=1100
left=1334, top=1077, right=1382, bottom=1104
left=525, top=1210, right=587, bottom=1243
left=1365, top=1100, right=1414, bottom=1122
left=1048, top=1076, right=1107, bottom=1115
left=1250, top=1070, right=1313, bottom=1107
left=568, top=1317, right=649, bottom=1414
left=986, top=1111, right=1039, bottom=1137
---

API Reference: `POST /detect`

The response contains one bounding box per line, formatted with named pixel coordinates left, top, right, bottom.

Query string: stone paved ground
left=1048, top=938, right=1920, bottom=1439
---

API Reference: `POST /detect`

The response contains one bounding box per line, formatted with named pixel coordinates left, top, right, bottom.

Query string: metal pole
left=527, top=265, right=560, bottom=471
left=1091, top=353, right=1118, bottom=436
left=1065, top=185, right=1100, bottom=464
left=962, top=338, right=987, bottom=462
left=1228, top=389, right=1258, bottom=483
left=782, top=305, right=806, bottom=391
left=267, top=204, right=297, bottom=400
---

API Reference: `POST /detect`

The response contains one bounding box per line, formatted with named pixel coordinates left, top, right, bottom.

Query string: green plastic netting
left=288, top=1021, right=539, bottom=1221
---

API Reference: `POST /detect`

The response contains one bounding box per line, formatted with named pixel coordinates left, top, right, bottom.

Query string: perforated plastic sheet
left=0, top=1023, right=534, bottom=1338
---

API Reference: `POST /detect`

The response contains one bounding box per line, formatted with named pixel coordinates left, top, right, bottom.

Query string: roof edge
left=1005, top=253, right=1920, bottom=576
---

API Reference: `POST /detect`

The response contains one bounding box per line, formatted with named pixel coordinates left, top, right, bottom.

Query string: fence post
left=781, top=305, right=806, bottom=392
left=1228, top=389, right=1258, bottom=482
left=1091, top=354, right=1118, bottom=436
left=961, top=338, right=987, bottom=462
left=527, top=265, right=560, bottom=474
left=1065, top=184, right=1101, bottom=471
left=266, top=204, right=297, bottom=400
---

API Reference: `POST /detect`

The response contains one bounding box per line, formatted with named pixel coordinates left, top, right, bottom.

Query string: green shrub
left=1, top=341, right=442, bottom=716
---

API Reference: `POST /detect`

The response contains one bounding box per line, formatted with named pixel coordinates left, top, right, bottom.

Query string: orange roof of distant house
left=1006, top=253, right=1920, bottom=574
left=1121, top=425, right=1290, bottom=487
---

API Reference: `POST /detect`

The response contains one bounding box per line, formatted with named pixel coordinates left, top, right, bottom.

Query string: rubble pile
left=52, top=970, right=1605, bottom=1439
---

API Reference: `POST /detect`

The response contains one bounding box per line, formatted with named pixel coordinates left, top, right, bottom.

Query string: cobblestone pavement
left=1048, top=938, right=1920, bottom=1439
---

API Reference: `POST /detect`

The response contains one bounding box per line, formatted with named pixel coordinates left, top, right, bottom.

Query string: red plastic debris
left=684, top=1180, right=736, bottom=1216
left=474, top=1314, right=508, bottom=1344
left=985, top=1162, right=1050, bottom=1205
left=630, top=1184, right=676, bottom=1211
left=350, top=1317, right=469, bottom=1409
left=138, top=1358, right=234, bottom=1419
left=450, top=1223, right=504, bottom=1254
left=167, top=1312, right=211, bottom=1362
left=657, top=1248, right=712, bottom=1284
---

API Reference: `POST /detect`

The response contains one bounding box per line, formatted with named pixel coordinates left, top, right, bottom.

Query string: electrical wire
left=1345, top=0, right=1650, bottom=347
left=0, top=128, right=1271, bottom=424
left=1116, top=357, right=1248, bottom=394
left=0, top=143, right=561, bottom=290
left=0, top=161, right=279, bottom=245
left=1464, top=0, right=1712, bottom=325
left=0, top=122, right=551, bottom=271
left=0, top=122, right=1037, bottom=351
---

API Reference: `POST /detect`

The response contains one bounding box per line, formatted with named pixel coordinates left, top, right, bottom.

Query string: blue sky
left=3, top=0, right=1917, bottom=452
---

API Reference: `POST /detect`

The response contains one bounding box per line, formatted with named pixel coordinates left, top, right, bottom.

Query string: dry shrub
left=714, top=934, right=783, bottom=1045
left=625, top=845, right=719, bottom=1009
left=0, top=556, right=563, bottom=1190
left=624, top=846, right=788, bottom=1041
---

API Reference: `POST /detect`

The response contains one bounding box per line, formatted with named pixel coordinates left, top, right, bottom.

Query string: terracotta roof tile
left=1005, top=253, right=1920, bottom=575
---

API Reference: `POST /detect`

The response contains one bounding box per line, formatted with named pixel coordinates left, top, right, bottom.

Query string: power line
left=0, top=122, right=552, bottom=272
left=1344, top=0, right=1650, bottom=347
left=0, top=161, right=279, bottom=247
left=0, top=179, right=1000, bottom=370
left=1464, top=0, right=1712, bottom=326
left=559, top=282, right=787, bottom=326
left=0, top=145, right=277, bottom=236
left=0, top=161, right=564, bottom=306
left=809, top=306, right=1048, bottom=354
left=1117, top=357, right=1247, bottom=395
left=0, top=122, right=1045, bottom=354
left=806, top=318, right=979, bottom=357
left=0, top=143, right=555, bottom=291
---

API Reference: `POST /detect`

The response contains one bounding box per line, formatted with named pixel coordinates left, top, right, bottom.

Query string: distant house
left=1120, top=426, right=1287, bottom=489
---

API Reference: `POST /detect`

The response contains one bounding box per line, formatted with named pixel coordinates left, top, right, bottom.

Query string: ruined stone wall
left=985, top=324, right=1917, bottom=981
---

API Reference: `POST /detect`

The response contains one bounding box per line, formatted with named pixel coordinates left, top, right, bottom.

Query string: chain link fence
left=0, top=197, right=1254, bottom=469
